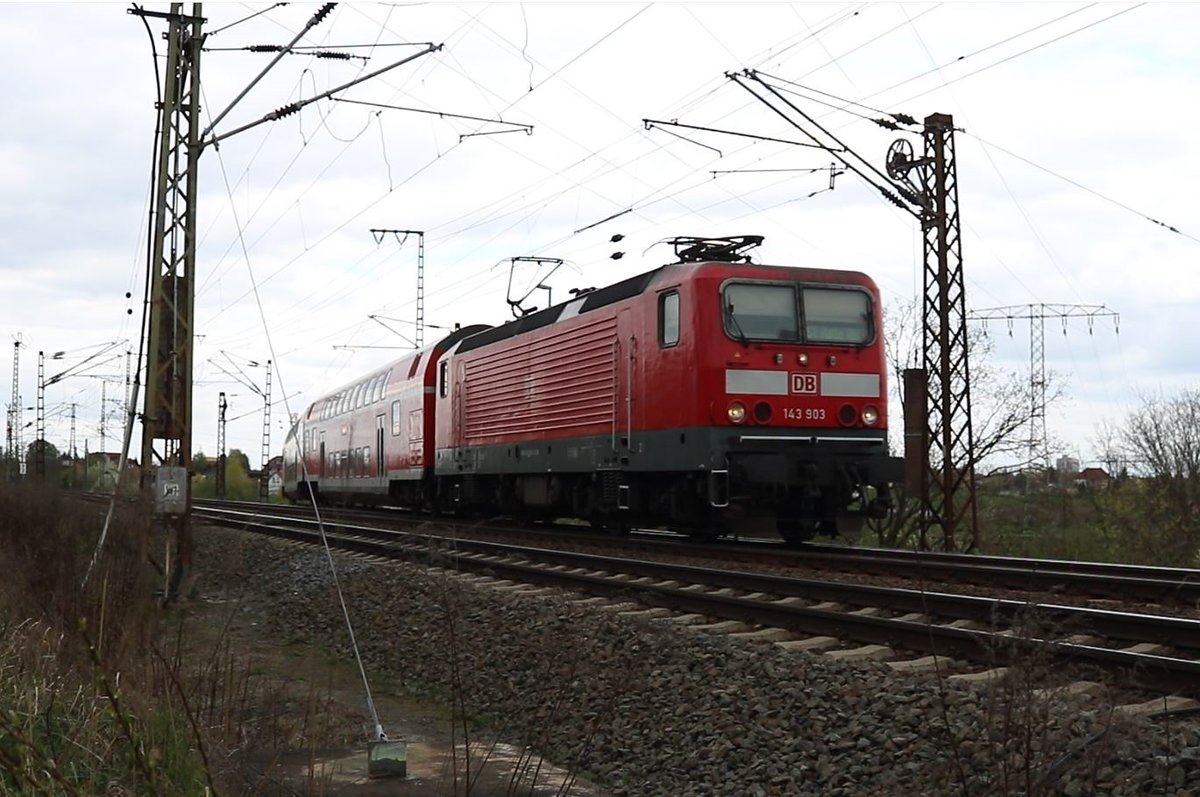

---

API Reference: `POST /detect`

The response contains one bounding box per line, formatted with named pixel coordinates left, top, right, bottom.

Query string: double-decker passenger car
left=283, top=236, right=901, bottom=542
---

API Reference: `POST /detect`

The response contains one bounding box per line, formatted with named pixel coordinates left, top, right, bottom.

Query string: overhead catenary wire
left=892, top=6, right=1072, bottom=307
left=7, top=4, right=1171, bottom=480
left=184, top=3, right=1177, bottom=458
left=199, top=3, right=883, bottom=343
left=189, top=3, right=1099, bottom=372
left=965, top=132, right=1200, bottom=246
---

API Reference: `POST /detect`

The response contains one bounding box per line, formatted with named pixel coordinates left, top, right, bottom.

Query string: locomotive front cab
left=699, top=258, right=902, bottom=542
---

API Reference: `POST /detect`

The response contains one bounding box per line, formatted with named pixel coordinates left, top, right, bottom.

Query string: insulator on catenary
left=269, top=102, right=302, bottom=120
left=310, top=4, right=336, bottom=26
left=880, top=188, right=909, bottom=211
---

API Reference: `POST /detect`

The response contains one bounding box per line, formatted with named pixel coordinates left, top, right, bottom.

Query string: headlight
left=862, top=405, right=879, bottom=426
left=727, top=402, right=747, bottom=424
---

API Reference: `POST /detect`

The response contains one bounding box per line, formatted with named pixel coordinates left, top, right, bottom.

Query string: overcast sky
left=2, top=2, right=1196, bottom=471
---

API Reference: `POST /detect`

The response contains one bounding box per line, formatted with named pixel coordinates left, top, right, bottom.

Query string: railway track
left=196, top=498, right=1200, bottom=607
left=196, top=504, right=1200, bottom=703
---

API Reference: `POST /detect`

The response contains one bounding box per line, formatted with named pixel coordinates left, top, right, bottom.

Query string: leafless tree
left=1112, top=388, right=1200, bottom=563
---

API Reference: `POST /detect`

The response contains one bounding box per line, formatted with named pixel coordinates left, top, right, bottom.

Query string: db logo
left=790, top=373, right=818, bottom=395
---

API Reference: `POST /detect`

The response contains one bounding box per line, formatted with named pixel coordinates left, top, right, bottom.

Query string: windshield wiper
left=724, top=302, right=749, bottom=346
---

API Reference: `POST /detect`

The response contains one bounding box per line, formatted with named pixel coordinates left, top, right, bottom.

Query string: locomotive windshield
left=722, top=282, right=872, bottom=345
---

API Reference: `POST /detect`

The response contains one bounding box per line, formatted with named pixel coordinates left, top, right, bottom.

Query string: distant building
left=265, top=455, right=284, bottom=496
left=1055, top=455, right=1080, bottom=475
left=1075, top=466, right=1111, bottom=490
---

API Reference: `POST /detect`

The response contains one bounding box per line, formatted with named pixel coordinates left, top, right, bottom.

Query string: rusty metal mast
left=917, top=114, right=977, bottom=551
left=134, top=3, right=205, bottom=601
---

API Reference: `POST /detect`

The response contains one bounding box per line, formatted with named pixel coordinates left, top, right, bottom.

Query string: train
left=281, top=235, right=902, bottom=543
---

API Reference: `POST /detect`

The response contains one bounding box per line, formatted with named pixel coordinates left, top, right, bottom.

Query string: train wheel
left=826, top=513, right=865, bottom=543
left=776, top=518, right=818, bottom=546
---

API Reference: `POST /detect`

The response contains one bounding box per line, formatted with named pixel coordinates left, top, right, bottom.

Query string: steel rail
left=194, top=498, right=1200, bottom=604
left=197, top=507, right=1200, bottom=696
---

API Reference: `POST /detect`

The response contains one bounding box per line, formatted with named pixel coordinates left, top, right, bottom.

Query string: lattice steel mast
left=35, top=351, right=45, bottom=482
left=916, top=115, right=977, bottom=551
left=216, top=391, right=227, bottom=499
left=6, top=337, right=21, bottom=479
left=134, top=3, right=205, bottom=601
left=259, top=360, right=272, bottom=502
left=370, top=229, right=426, bottom=347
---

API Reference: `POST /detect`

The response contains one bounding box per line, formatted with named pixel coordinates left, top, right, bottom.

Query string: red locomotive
left=282, top=236, right=901, bottom=542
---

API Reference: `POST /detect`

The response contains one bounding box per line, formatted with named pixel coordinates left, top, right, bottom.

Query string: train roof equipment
left=666, top=235, right=764, bottom=264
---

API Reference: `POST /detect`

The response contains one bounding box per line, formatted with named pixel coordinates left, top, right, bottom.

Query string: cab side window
left=659, top=291, right=680, bottom=347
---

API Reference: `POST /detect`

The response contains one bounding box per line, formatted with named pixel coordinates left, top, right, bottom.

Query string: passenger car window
left=439, top=360, right=449, bottom=398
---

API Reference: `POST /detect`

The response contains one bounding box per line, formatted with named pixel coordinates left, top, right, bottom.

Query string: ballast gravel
left=199, top=527, right=1200, bottom=796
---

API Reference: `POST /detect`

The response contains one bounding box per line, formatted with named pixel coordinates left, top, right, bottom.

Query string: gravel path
left=199, top=526, right=1200, bottom=796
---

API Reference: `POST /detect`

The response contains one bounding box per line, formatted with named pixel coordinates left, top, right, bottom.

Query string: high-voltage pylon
left=969, top=303, right=1120, bottom=470
left=370, top=229, right=426, bottom=347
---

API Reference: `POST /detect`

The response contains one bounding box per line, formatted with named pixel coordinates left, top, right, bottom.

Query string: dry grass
left=0, top=483, right=353, bottom=796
